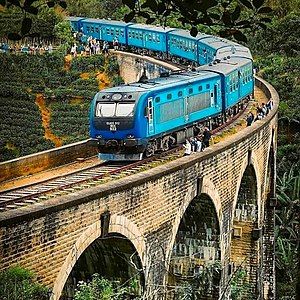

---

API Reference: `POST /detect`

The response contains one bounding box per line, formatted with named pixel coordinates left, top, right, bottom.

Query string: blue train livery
left=127, top=24, right=174, bottom=53
left=68, top=16, right=254, bottom=160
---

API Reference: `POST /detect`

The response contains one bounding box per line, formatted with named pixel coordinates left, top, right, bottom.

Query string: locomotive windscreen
left=95, top=102, right=135, bottom=117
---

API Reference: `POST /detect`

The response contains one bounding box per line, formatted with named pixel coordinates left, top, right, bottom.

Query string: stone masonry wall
left=0, top=77, right=278, bottom=300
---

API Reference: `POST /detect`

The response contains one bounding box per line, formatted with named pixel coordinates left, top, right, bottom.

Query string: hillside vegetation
left=0, top=52, right=122, bottom=162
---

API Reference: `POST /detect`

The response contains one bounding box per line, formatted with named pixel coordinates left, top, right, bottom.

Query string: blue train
left=68, top=17, right=254, bottom=160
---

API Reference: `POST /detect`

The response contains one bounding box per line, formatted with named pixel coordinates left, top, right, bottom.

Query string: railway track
left=0, top=149, right=183, bottom=212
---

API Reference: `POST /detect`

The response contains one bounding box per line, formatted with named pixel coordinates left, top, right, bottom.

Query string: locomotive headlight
left=96, top=135, right=102, bottom=139
left=127, top=134, right=135, bottom=138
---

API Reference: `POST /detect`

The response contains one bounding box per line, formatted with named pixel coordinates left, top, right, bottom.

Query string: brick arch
left=232, top=150, right=262, bottom=224
left=166, top=176, right=223, bottom=263
left=51, top=214, right=146, bottom=300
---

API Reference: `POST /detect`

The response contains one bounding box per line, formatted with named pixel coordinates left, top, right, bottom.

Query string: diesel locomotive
left=68, top=17, right=254, bottom=160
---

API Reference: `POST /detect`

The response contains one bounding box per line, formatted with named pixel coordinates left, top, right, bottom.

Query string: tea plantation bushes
left=50, top=101, right=90, bottom=143
left=0, top=94, right=54, bottom=162
left=0, top=52, right=122, bottom=161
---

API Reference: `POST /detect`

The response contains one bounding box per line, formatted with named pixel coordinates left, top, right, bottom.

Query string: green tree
left=74, top=274, right=140, bottom=300
left=0, top=266, right=49, bottom=300
left=54, top=20, right=75, bottom=52
left=275, top=166, right=300, bottom=299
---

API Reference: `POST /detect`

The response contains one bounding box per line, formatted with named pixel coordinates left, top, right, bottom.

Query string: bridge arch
left=166, top=177, right=222, bottom=299
left=230, top=150, right=262, bottom=299
left=51, top=214, right=146, bottom=300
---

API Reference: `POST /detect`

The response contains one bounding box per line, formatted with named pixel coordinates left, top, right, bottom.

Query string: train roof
left=67, top=16, right=85, bottom=21
left=199, top=36, right=240, bottom=49
left=168, top=29, right=211, bottom=40
left=81, top=18, right=132, bottom=26
left=97, top=70, right=219, bottom=95
left=198, top=57, right=252, bottom=75
left=128, top=24, right=175, bottom=33
left=216, top=45, right=253, bottom=60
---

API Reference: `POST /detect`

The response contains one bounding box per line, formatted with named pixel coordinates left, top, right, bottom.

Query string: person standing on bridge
left=202, top=127, right=211, bottom=150
left=183, top=139, right=192, bottom=156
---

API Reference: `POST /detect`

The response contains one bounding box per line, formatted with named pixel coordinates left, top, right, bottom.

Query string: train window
left=95, top=27, right=99, bottom=33
left=149, top=35, right=152, bottom=41
left=157, top=35, right=160, bottom=42
left=198, top=86, right=202, bottom=91
left=111, top=29, right=114, bottom=35
left=140, top=32, right=143, bottom=39
left=206, top=84, right=210, bottom=89
left=106, top=28, right=110, bottom=35
left=129, top=31, right=132, bottom=38
left=178, top=91, right=183, bottom=97
left=155, top=97, right=160, bottom=102
left=116, top=29, right=119, bottom=35
left=95, top=103, right=115, bottom=117
left=87, top=26, right=90, bottom=32
left=116, top=103, right=135, bottom=117
left=189, top=88, right=193, bottom=94
left=91, top=26, right=94, bottom=33
left=121, top=30, right=124, bottom=36
left=167, top=94, right=172, bottom=100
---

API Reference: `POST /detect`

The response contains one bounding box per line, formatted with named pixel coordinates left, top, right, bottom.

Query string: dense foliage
left=275, top=166, right=300, bottom=299
left=247, top=4, right=300, bottom=298
left=0, top=266, right=49, bottom=300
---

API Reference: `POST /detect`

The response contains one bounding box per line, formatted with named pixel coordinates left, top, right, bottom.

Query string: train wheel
left=145, top=142, right=155, bottom=157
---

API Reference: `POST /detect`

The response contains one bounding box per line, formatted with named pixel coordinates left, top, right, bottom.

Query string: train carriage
left=127, top=24, right=174, bottom=53
left=168, top=30, right=211, bottom=63
left=81, top=19, right=132, bottom=44
left=67, top=16, right=85, bottom=32
left=199, top=57, right=254, bottom=110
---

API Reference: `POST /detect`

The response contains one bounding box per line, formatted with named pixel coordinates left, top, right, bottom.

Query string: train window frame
left=189, top=88, right=193, bottom=94
left=206, top=84, right=210, bottom=89
left=95, top=102, right=116, bottom=117
left=178, top=91, right=183, bottom=97
left=155, top=97, right=160, bottom=103
left=198, top=86, right=203, bottom=92
left=87, top=26, right=90, bottom=32
left=95, top=27, right=99, bottom=33
left=167, top=93, right=172, bottom=100
left=115, top=103, right=135, bottom=117
left=91, top=26, right=94, bottom=33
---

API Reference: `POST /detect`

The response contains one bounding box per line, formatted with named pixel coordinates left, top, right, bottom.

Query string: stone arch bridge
left=0, top=53, right=278, bottom=300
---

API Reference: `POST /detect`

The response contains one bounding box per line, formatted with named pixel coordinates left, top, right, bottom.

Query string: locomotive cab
left=89, top=87, right=148, bottom=160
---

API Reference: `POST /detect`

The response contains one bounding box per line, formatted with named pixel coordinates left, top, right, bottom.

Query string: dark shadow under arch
left=61, top=233, right=144, bottom=299
left=168, top=193, right=221, bottom=299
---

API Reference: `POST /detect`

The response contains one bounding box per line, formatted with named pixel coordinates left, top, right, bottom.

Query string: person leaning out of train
left=183, top=139, right=192, bottom=156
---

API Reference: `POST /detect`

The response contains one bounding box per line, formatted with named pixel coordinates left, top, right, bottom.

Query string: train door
left=98, top=26, right=102, bottom=40
left=147, top=97, right=154, bottom=135
left=238, top=69, right=242, bottom=99
left=213, top=83, right=219, bottom=106
left=184, top=88, right=190, bottom=123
